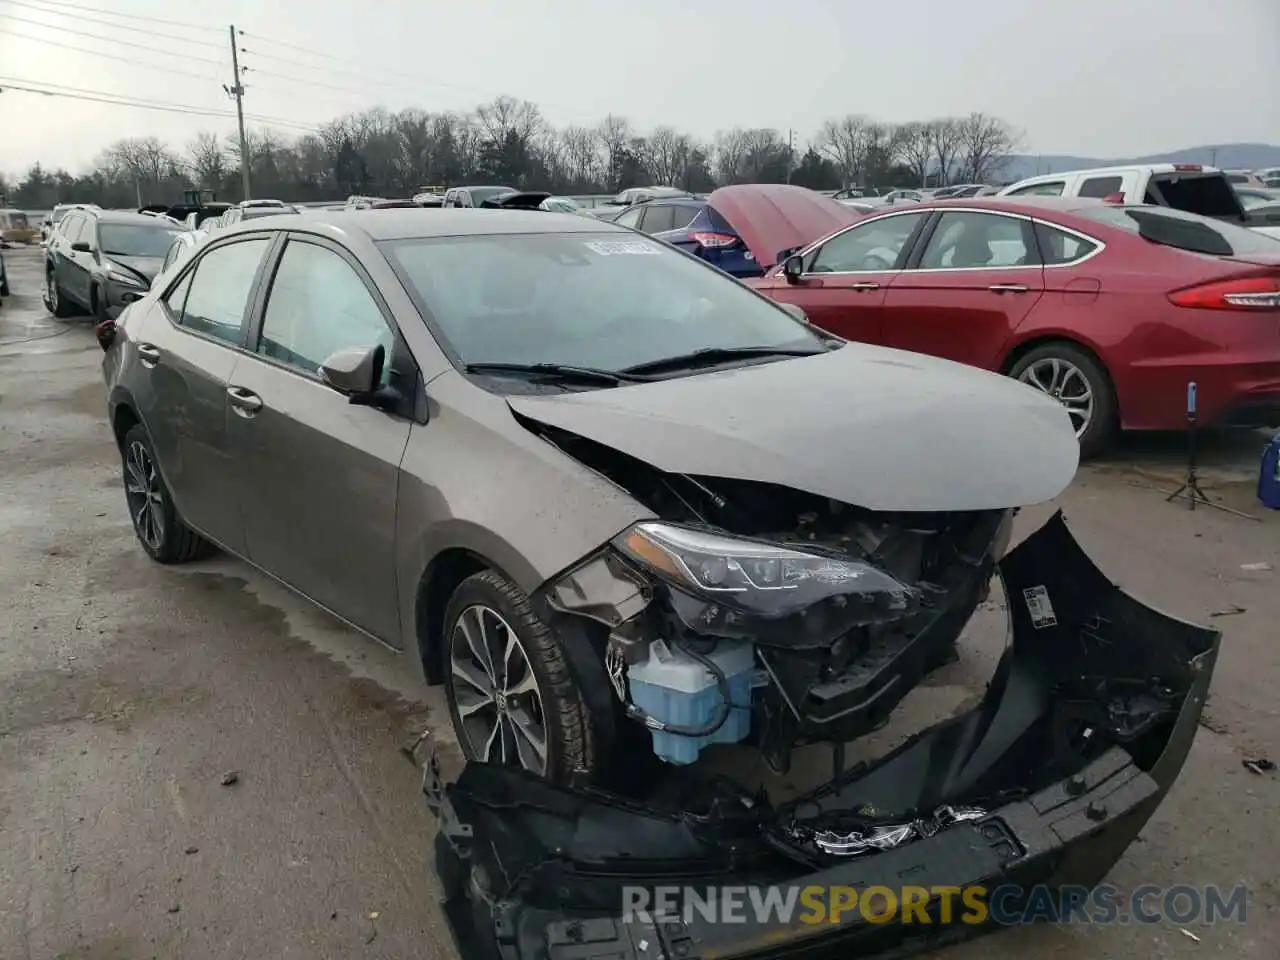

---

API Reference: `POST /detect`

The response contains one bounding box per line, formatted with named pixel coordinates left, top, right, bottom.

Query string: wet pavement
left=1, top=244, right=1277, bottom=959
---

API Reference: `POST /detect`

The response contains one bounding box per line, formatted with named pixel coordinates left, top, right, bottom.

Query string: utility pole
left=786, top=129, right=794, bottom=184
left=227, top=25, right=251, bottom=201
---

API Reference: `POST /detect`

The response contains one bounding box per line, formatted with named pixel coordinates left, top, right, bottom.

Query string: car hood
left=507, top=344, right=1080, bottom=512
left=708, top=184, right=863, bottom=268
left=107, top=255, right=164, bottom=283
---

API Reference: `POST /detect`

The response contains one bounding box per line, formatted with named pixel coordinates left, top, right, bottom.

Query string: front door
left=881, top=210, right=1045, bottom=369
left=140, top=236, right=274, bottom=554
left=762, top=210, right=930, bottom=345
left=225, top=235, right=411, bottom=644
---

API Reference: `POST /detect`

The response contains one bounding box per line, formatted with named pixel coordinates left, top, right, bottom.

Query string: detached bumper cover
left=425, top=512, right=1219, bottom=960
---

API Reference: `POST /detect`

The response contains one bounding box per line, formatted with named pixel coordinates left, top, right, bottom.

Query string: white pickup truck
left=998, top=163, right=1280, bottom=240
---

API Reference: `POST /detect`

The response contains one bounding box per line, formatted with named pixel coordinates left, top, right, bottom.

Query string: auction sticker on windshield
left=584, top=239, right=660, bottom=256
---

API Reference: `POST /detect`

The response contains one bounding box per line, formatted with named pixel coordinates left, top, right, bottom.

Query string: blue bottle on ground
left=1259, top=431, right=1280, bottom=510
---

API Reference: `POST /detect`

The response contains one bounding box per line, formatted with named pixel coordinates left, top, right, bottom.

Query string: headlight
left=612, top=521, right=916, bottom=621
left=107, top=268, right=145, bottom=287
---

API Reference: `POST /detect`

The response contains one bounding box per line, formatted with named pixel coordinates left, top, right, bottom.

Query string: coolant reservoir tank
left=627, top=640, right=754, bottom=765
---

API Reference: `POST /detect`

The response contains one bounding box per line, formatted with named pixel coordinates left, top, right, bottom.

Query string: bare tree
left=476, top=96, right=543, bottom=149
left=818, top=115, right=869, bottom=186
left=712, top=128, right=751, bottom=184
left=186, top=132, right=226, bottom=189
left=559, top=125, right=600, bottom=189
left=644, top=126, right=690, bottom=185
left=955, top=112, right=1022, bottom=183
left=596, top=114, right=631, bottom=189
left=738, top=129, right=788, bottom=183
left=926, top=118, right=964, bottom=187
left=894, top=122, right=932, bottom=186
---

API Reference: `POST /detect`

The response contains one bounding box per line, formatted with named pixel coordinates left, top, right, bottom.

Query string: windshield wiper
left=463, top=362, right=654, bottom=385
left=620, top=345, right=829, bottom=376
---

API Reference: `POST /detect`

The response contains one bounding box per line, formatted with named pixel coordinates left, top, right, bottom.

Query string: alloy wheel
left=449, top=603, right=548, bottom=774
left=124, top=440, right=165, bottom=551
left=1018, top=357, right=1095, bottom=438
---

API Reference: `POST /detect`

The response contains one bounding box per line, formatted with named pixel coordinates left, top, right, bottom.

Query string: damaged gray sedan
left=99, top=208, right=1218, bottom=960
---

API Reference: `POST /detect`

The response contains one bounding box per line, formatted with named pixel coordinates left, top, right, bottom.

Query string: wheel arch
left=414, top=548, right=517, bottom=686
left=109, top=387, right=142, bottom=451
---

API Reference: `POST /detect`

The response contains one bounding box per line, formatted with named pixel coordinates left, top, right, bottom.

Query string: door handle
left=226, top=386, right=263, bottom=416
left=988, top=283, right=1029, bottom=294
left=850, top=282, right=880, bottom=291
left=137, top=343, right=161, bottom=367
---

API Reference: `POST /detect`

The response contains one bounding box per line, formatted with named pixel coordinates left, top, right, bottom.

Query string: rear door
left=880, top=210, right=1045, bottom=369
left=764, top=210, right=930, bottom=344
left=140, top=235, right=275, bottom=553
left=51, top=214, right=87, bottom=305
left=224, top=234, right=414, bottom=644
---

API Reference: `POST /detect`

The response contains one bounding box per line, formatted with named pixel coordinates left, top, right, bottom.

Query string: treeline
left=3, top=97, right=1022, bottom=209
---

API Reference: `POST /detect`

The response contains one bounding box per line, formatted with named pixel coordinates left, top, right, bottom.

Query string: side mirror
left=72, top=241, right=92, bottom=253
left=320, top=344, right=384, bottom=397
left=782, top=253, right=805, bottom=284
left=778, top=302, right=810, bottom=325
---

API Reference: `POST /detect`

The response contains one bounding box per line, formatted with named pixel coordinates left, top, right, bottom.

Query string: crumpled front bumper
left=424, top=511, right=1219, bottom=960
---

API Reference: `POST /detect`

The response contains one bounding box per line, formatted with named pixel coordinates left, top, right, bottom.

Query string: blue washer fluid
left=627, top=639, right=754, bottom=765
left=1259, top=430, right=1280, bottom=510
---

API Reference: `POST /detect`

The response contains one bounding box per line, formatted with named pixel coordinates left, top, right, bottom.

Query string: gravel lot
left=1, top=243, right=1277, bottom=959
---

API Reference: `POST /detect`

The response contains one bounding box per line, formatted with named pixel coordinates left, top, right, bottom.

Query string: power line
left=238, top=47, right=440, bottom=101
left=0, top=77, right=320, bottom=132
left=238, top=30, right=513, bottom=101
left=0, top=12, right=225, bottom=64
left=0, top=27, right=222, bottom=82
left=2, top=0, right=222, bottom=34
left=241, top=67, right=410, bottom=104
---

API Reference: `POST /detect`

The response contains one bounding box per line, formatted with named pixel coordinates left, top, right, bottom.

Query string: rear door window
left=1079, top=176, right=1124, bottom=198
left=917, top=212, right=1035, bottom=269
left=639, top=205, right=677, bottom=234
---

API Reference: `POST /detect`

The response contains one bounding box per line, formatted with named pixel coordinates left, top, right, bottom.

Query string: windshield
left=381, top=232, right=822, bottom=374
left=5, top=211, right=30, bottom=229
left=100, top=224, right=182, bottom=257
left=1075, top=205, right=1280, bottom=257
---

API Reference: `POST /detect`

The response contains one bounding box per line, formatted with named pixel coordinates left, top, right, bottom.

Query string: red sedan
left=745, top=197, right=1280, bottom=455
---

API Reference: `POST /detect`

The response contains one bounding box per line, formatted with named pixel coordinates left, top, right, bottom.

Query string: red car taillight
left=690, top=231, right=737, bottom=248
left=1168, top=276, right=1280, bottom=310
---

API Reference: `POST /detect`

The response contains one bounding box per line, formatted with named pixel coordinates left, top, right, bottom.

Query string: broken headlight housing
left=612, top=522, right=917, bottom=623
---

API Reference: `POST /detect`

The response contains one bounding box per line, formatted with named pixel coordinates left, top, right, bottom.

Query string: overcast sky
left=2, top=0, right=1278, bottom=176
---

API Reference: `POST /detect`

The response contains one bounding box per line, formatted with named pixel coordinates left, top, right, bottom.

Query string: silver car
left=102, top=208, right=1181, bottom=791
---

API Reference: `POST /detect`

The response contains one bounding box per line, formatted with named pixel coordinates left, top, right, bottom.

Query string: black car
left=44, top=209, right=184, bottom=320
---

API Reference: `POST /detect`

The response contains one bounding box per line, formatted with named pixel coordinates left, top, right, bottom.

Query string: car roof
left=216, top=208, right=627, bottom=241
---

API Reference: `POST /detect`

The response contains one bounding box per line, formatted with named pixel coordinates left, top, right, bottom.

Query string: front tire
left=442, top=570, right=593, bottom=783
left=1009, top=342, right=1117, bottom=458
left=45, top=268, right=75, bottom=318
left=120, top=424, right=213, bottom=564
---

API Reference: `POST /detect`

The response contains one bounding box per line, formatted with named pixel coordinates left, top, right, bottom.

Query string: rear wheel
left=443, top=570, right=593, bottom=783
left=121, top=424, right=213, bottom=563
left=44, top=268, right=75, bottom=318
left=1009, top=342, right=1117, bottom=458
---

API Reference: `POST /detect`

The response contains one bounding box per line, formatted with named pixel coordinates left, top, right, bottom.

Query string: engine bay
left=532, top=422, right=1013, bottom=774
